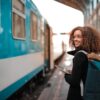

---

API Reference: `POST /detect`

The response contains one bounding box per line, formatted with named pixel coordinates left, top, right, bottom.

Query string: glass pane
left=31, top=12, right=37, bottom=40
left=13, top=13, right=25, bottom=38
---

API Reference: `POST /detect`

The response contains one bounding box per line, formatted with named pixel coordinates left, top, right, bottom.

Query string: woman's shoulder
left=74, top=50, right=88, bottom=60
left=67, top=49, right=87, bottom=55
left=77, top=50, right=88, bottom=55
left=73, top=51, right=88, bottom=65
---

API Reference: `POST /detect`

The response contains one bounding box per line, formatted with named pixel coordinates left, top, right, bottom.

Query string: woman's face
left=73, top=30, right=83, bottom=48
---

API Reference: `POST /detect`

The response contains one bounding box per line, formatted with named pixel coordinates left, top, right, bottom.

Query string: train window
left=12, top=0, right=25, bottom=39
left=31, top=12, right=38, bottom=41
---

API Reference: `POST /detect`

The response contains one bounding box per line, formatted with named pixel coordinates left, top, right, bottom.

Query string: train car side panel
left=0, top=0, right=46, bottom=99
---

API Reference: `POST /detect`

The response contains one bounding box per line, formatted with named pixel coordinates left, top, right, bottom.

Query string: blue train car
left=0, top=0, right=51, bottom=99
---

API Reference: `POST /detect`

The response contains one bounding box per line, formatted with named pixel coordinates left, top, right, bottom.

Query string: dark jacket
left=65, top=50, right=88, bottom=100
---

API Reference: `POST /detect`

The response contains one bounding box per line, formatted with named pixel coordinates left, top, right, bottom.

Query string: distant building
left=84, top=0, right=100, bottom=32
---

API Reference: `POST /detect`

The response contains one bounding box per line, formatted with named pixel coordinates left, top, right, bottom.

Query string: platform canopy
left=55, top=0, right=90, bottom=12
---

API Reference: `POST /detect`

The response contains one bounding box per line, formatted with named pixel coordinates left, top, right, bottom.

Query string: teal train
left=0, top=0, right=52, bottom=99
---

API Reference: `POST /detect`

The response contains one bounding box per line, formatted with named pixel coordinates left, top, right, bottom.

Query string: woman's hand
left=59, top=68, right=72, bottom=74
left=87, top=52, right=100, bottom=61
left=66, top=70, right=72, bottom=74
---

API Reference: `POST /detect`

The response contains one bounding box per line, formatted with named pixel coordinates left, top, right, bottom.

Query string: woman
left=64, top=26, right=100, bottom=100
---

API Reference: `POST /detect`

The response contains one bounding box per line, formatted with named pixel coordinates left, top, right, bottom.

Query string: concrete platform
left=37, top=52, right=83, bottom=100
left=37, top=68, right=69, bottom=100
left=38, top=53, right=71, bottom=100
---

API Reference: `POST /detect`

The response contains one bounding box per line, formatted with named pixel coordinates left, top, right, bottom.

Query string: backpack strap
left=78, top=50, right=88, bottom=55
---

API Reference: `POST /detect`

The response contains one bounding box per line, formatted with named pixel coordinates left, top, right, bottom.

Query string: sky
left=32, top=0, right=84, bottom=33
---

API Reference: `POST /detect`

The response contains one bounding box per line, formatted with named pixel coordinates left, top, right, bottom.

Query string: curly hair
left=69, top=26, right=83, bottom=49
left=69, top=26, right=100, bottom=53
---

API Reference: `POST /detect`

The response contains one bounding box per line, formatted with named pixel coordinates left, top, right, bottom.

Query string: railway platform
left=37, top=52, right=75, bottom=100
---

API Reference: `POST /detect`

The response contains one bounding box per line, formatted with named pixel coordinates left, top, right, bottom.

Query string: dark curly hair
left=69, top=26, right=100, bottom=53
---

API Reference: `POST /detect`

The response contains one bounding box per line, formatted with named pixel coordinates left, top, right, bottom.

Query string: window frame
left=30, top=11, right=38, bottom=41
left=12, top=0, right=26, bottom=40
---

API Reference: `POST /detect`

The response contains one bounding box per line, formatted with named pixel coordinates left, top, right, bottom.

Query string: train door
left=49, top=28, right=54, bottom=69
left=44, top=23, right=54, bottom=70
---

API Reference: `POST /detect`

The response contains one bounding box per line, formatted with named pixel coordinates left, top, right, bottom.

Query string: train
left=0, top=0, right=54, bottom=99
